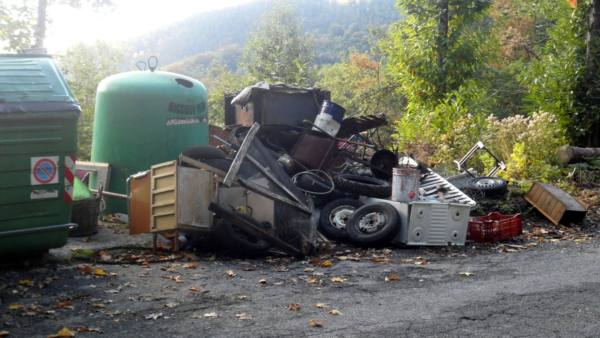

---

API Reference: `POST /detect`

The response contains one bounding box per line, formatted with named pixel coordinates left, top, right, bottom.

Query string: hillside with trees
left=131, top=0, right=400, bottom=73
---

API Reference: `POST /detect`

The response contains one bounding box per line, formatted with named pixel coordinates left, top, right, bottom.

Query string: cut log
left=557, top=145, right=600, bottom=164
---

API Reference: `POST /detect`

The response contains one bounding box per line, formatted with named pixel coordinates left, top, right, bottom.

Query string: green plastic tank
left=91, top=70, right=208, bottom=214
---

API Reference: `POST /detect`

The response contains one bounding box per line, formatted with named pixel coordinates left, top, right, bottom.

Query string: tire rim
left=357, top=212, right=387, bottom=233
left=475, top=178, right=500, bottom=188
left=329, top=205, right=356, bottom=230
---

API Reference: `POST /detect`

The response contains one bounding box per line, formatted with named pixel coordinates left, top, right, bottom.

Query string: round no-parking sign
left=31, top=156, right=59, bottom=185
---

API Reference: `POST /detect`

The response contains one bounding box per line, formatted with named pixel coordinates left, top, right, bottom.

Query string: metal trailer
left=364, top=168, right=476, bottom=246
left=129, top=123, right=317, bottom=256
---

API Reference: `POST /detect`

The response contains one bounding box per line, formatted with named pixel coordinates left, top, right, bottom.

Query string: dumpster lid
left=0, top=54, right=81, bottom=114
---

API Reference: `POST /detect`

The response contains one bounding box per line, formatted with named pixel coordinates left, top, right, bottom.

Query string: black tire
left=468, top=177, right=508, bottom=197
left=318, top=198, right=363, bottom=241
left=182, top=145, right=225, bottom=161
left=346, top=203, right=400, bottom=245
left=332, top=174, right=391, bottom=198
left=214, top=219, right=270, bottom=256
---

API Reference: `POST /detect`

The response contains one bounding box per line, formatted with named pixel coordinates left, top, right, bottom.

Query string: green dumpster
left=0, top=54, right=80, bottom=255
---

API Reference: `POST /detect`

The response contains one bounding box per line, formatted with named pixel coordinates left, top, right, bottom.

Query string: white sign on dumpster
left=31, top=156, right=59, bottom=185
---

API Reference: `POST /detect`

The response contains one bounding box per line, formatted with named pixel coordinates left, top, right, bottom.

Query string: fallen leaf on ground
left=307, top=276, right=318, bottom=284
left=189, top=287, right=200, bottom=293
left=304, top=268, right=314, bottom=273
left=18, top=279, right=34, bottom=287
left=163, top=275, right=183, bottom=283
left=308, top=319, right=323, bottom=328
left=94, top=268, right=108, bottom=277
left=55, top=300, right=74, bottom=310
left=414, top=257, right=428, bottom=266
left=459, top=272, right=474, bottom=277
left=330, top=276, right=346, bottom=284
left=48, top=327, right=75, bottom=338
left=9, top=304, right=23, bottom=311
left=320, top=260, right=333, bottom=268
left=98, top=250, right=112, bottom=262
left=329, top=309, right=342, bottom=316
left=204, top=312, right=218, bottom=319
left=145, top=312, right=163, bottom=320
left=225, top=270, right=237, bottom=278
left=288, top=303, right=301, bottom=311
left=76, top=265, right=94, bottom=275
left=385, top=273, right=401, bottom=282
left=315, top=303, right=328, bottom=309
left=183, top=263, right=198, bottom=269
left=235, top=313, right=252, bottom=320
left=76, top=326, right=102, bottom=333
left=0, top=331, right=9, bottom=337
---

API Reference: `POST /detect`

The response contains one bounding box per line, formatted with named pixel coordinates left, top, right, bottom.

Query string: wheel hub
left=358, top=212, right=386, bottom=233
left=329, top=206, right=355, bottom=230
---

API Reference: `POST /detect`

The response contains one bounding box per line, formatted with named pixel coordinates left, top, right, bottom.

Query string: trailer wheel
left=214, top=219, right=270, bottom=256
left=318, top=198, right=363, bottom=241
left=332, top=174, right=391, bottom=198
left=347, top=203, right=400, bottom=245
left=468, top=177, right=508, bottom=197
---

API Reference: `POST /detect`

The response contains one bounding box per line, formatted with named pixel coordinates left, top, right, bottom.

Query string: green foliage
left=520, top=1, right=587, bottom=137
left=484, top=112, right=567, bottom=182
left=0, top=3, right=34, bottom=52
left=386, top=0, right=494, bottom=163
left=317, top=52, right=404, bottom=118
left=58, top=41, right=123, bottom=160
left=199, top=63, right=253, bottom=126
left=242, top=3, right=315, bottom=86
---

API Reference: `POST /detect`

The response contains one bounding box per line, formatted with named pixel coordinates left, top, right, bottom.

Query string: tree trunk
left=580, top=0, right=600, bottom=146
left=436, top=0, right=449, bottom=98
left=33, top=0, right=47, bottom=49
left=557, top=145, right=600, bottom=164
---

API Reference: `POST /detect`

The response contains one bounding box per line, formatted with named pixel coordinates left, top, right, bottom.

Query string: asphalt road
left=2, top=234, right=600, bottom=337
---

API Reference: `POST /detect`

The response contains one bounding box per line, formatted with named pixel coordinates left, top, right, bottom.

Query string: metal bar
left=213, top=130, right=306, bottom=206
left=90, top=189, right=127, bottom=199
left=223, top=122, right=260, bottom=187
left=238, top=178, right=312, bottom=214
left=209, top=203, right=302, bottom=256
left=0, top=223, right=76, bottom=238
left=179, top=155, right=227, bottom=177
left=244, top=155, right=305, bottom=205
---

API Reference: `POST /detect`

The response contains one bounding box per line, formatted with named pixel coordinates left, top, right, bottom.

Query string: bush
left=484, top=112, right=567, bottom=183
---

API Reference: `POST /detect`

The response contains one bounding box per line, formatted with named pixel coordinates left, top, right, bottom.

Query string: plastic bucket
left=69, top=198, right=100, bottom=237
left=313, top=113, right=341, bottom=136
left=391, top=167, right=420, bottom=202
left=319, top=100, right=345, bottom=123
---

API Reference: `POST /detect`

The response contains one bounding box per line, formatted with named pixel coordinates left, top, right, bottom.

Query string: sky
left=7, top=0, right=254, bottom=53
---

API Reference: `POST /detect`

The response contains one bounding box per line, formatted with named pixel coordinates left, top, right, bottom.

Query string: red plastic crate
left=467, top=212, right=522, bottom=242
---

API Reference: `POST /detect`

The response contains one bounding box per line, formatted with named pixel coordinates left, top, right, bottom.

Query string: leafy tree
left=0, top=0, right=111, bottom=51
left=0, top=3, right=34, bottom=51
left=318, top=52, right=404, bottom=119
left=198, top=63, right=253, bottom=126
left=385, top=0, right=493, bottom=162
left=242, top=3, right=315, bottom=86
left=58, top=41, right=122, bottom=159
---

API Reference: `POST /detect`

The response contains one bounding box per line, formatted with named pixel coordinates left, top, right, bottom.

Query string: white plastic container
left=313, top=112, right=341, bottom=137
left=391, top=167, right=420, bottom=202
